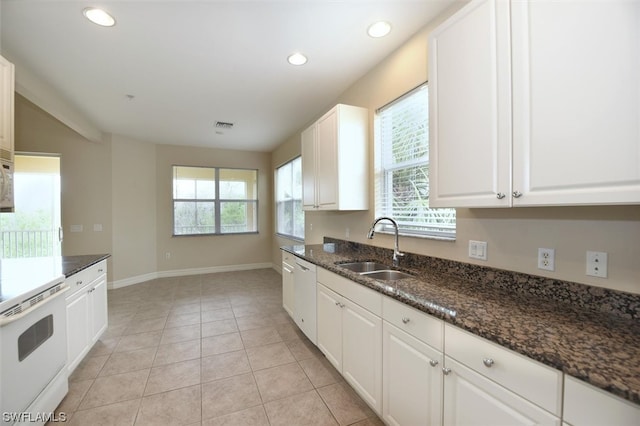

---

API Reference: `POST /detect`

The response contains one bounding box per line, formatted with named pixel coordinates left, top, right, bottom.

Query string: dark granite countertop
left=62, top=254, right=110, bottom=278
left=282, top=241, right=640, bottom=405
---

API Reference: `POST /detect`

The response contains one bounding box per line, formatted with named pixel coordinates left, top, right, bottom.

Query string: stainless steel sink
left=338, top=262, right=414, bottom=281
left=338, top=262, right=390, bottom=273
left=361, top=270, right=414, bottom=280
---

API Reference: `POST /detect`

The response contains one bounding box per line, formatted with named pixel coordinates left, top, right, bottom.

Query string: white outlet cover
left=537, top=248, right=555, bottom=271
left=586, top=251, right=608, bottom=278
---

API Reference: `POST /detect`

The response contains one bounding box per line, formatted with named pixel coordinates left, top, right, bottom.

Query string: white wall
left=111, top=134, right=158, bottom=284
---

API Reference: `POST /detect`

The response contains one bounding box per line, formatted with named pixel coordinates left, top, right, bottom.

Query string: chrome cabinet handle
left=482, top=358, right=495, bottom=368
left=429, top=359, right=439, bottom=367
left=76, top=280, right=83, bottom=285
left=442, top=367, right=451, bottom=375
left=496, top=192, right=506, bottom=199
left=340, top=303, right=345, bottom=308
left=401, top=317, right=410, bottom=324
left=512, top=191, right=523, bottom=198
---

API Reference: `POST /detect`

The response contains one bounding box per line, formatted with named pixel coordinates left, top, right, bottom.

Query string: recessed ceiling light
left=367, top=21, right=391, bottom=38
left=287, top=53, right=308, bottom=66
left=83, top=7, right=116, bottom=27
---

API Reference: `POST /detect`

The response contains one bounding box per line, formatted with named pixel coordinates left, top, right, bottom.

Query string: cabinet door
left=511, top=0, right=640, bottom=206
left=301, top=124, right=317, bottom=209
left=90, top=275, right=108, bottom=343
left=428, top=0, right=512, bottom=208
left=563, top=375, right=640, bottom=426
left=383, top=322, right=443, bottom=426
left=0, top=55, right=14, bottom=158
left=316, top=108, right=338, bottom=209
left=342, top=298, right=383, bottom=414
left=316, top=284, right=343, bottom=372
left=66, top=290, right=90, bottom=374
left=282, top=261, right=295, bottom=318
left=443, top=357, right=560, bottom=426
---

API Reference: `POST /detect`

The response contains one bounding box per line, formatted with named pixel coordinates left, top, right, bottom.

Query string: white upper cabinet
left=429, top=0, right=640, bottom=208
left=0, top=54, right=15, bottom=161
left=429, top=0, right=512, bottom=208
left=301, top=104, right=369, bottom=211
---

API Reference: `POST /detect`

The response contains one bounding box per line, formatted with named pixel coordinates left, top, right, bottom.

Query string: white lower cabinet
left=342, top=296, right=382, bottom=413
left=316, top=283, right=343, bottom=371
left=443, top=323, right=562, bottom=426
left=65, top=260, right=108, bottom=374
left=310, top=267, right=635, bottom=425
left=563, top=375, right=640, bottom=426
left=316, top=269, right=383, bottom=414
left=382, top=322, right=443, bottom=426
left=443, top=356, right=560, bottom=426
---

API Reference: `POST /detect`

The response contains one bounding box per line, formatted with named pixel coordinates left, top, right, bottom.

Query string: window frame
left=172, top=165, right=259, bottom=236
left=374, top=83, right=456, bottom=240
left=275, top=156, right=304, bottom=241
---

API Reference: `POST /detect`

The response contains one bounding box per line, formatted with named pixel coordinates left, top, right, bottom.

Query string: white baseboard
left=108, top=262, right=274, bottom=290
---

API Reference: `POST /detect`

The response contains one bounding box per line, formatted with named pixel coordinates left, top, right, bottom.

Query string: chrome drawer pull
left=483, top=358, right=495, bottom=368
left=496, top=192, right=506, bottom=199
left=429, top=359, right=439, bottom=367
left=76, top=280, right=83, bottom=285
left=442, top=367, right=451, bottom=375
left=401, top=317, right=410, bottom=324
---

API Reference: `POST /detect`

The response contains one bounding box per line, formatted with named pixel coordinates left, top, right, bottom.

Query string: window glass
left=275, top=157, right=304, bottom=240
left=375, top=84, right=456, bottom=238
left=172, top=166, right=257, bottom=235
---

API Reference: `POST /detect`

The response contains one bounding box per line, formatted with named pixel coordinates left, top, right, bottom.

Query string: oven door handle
left=0, top=285, right=69, bottom=326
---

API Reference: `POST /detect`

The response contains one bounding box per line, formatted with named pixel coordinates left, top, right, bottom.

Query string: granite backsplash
left=324, top=237, right=640, bottom=320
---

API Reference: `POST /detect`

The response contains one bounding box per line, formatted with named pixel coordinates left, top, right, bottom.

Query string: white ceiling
left=1, top=0, right=457, bottom=152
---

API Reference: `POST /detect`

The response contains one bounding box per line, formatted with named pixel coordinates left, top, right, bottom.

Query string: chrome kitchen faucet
left=367, top=216, right=405, bottom=267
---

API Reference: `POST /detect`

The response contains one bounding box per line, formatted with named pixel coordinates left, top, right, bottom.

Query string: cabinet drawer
left=445, top=324, right=562, bottom=416
left=317, top=268, right=381, bottom=316
left=66, top=260, right=107, bottom=295
left=282, top=250, right=295, bottom=267
left=382, top=296, right=443, bottom=351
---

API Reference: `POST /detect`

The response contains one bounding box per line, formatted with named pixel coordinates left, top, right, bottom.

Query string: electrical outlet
left=468, top=240, right=488, bottom=260
left=165, top=252, right=171, bottom=260
left=586, top=251, right=608, bottom=278
left=538, top=248, right=555, bottom=271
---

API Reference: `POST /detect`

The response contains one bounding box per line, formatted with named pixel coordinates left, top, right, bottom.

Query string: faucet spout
left=367, top=216, right=405, bottom=267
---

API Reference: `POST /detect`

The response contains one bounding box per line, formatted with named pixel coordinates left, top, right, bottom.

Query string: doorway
left=0, top=153, right=62, bottom=258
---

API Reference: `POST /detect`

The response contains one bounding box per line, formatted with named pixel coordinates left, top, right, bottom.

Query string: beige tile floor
left=53, top=269, right=384, bottom=425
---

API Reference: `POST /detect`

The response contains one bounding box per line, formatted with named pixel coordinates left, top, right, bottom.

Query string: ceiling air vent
left=215, top=121, right=234, bottom=129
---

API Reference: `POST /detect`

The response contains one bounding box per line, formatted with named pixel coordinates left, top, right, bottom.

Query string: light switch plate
left=469, top=240, right=488, bottom=261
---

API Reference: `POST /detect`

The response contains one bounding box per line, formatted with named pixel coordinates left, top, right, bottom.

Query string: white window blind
left=375, top=84, right=456, bottom=239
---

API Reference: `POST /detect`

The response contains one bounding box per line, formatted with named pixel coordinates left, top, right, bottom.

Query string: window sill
left=375, top=229, right=456, bottom=242
left=275, top=233, right=305, bottom=243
